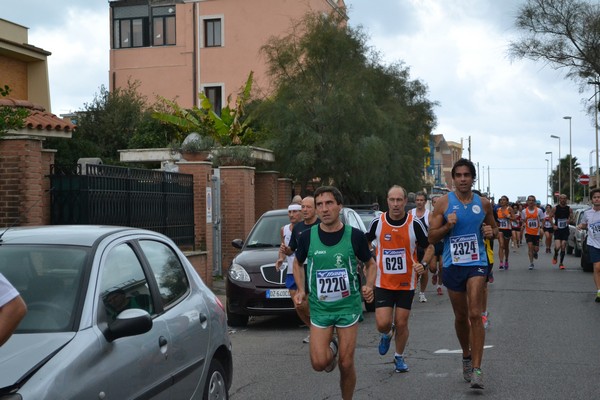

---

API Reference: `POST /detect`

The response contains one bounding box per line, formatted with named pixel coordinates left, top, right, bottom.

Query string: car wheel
left=566, top=244, right=573, bottom=255
left=574, top=245, right=582, bottom=257
left=203, top=358, right=228, bottom=400
left=226, top=302, right=249, bottom=327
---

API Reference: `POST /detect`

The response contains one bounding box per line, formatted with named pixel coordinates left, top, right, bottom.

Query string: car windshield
left=0, top=245, right=89, bottom=333
left=245, top=213, right=290, bottom=248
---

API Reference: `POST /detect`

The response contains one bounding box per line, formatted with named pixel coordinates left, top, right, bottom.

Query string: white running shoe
left=419, top=292, right=427, bottom=303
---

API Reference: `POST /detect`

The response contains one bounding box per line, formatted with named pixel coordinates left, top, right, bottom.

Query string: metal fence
left=50, top=164, right=195, bottom=247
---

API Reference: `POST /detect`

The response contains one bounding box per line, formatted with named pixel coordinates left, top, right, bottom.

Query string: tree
left=0, top=85, right=29, bottom=134
left=550, top=154, right=583, bottom=201
left=257, top=12, right=437, bottom=202
left=47, top=81, right=177, bottom=165
left=509, top=0, right=600, bottom=85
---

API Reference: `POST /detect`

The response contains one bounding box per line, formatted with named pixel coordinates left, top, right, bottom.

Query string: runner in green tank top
left=293, top=186, right=376, bottom=400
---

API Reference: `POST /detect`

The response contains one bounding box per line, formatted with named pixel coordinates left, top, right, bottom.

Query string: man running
left=293, top=186, right=375, bottom=400
left=577, top=188, right=600, bottom=302
left=429, top=158, right=497, bottom=390
left=552, top=194, right=572, bottom=269
left=366, top=185, right=432, bottom=373
left=522, top=195, right=545, bottom=270
left=409, top=191, right=431, bottom=302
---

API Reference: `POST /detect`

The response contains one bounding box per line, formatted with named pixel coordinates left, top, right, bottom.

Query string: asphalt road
left=217, top=242, right=599, bottom=400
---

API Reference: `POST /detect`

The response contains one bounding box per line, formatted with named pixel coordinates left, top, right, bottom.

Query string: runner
left=542, top=205, right=554, bottom=253
left=293, top=186, right=376, bottom=400
left=409, top=191, right=431, bottom=302
left=577, top=188, right=600, bottom=302
left=552, top=194, right=572, bottom=269
left=366, top=185, right=433, bottom=373
left=510, top=203, right=522, bottom=249
left=429, top=195, right=444, bottom=295
left=521, top=195, right=544, bottom=270
left=429, top=158, right=498, bottom=390
left=496, top=195, right=514, bottom=270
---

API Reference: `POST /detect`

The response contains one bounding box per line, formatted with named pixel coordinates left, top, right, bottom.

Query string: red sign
left=579, top=174, right=590, bottom=185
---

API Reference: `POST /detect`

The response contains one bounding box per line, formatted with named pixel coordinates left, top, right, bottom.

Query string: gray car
left=0, top=225, right=232, bottom=399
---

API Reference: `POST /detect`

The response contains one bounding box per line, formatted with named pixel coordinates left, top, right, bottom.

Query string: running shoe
left=432, top=273, right=438, bottom=285
left=378, top=326, right=394, bottom=356
left=419, top=292, right=427, bottom=303
left=482, top=314, right=489, bottom=330
left=559, top=263, right=565, bottom=270
left=529, top=263, right=534, bottom=270
left=437, top=286, right=443, bottom=295
left=394, top=355, right=409, bottom=373
left=470, top=368, right=484, bottom=389
left=488, top=271, right=494, bottom=284
left=552, top=256, right=557, bottom=265
left=324, top=337, right=338, bottom=373
left=499, top=261, right=504, bottom=270
left=462, top=357, right=473, bottom=382
left=504, top=261, right=509, bottom=270
left=533, top=251, right=538, bottom=260
left=595, top=293, right=600, bottom=303
left=302, top=334, right=310, bottom=343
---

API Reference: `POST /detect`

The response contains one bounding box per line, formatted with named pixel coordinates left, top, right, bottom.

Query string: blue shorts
left=285, top=274, right=298, bottom=290
left=589, top=245, right=600, bottom=263
left=442, top=264, right=488, bottom=292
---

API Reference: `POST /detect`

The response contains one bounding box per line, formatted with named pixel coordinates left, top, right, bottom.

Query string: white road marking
left=434, top=345, right=494, bottom=354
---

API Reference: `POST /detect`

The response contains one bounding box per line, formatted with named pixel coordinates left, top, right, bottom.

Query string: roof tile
left=0, top=98, right=76, bottom=133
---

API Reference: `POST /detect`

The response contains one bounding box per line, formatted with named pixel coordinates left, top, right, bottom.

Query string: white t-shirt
left=582, top=208, right=600, bottom=249
left=282, top=223, right=295, bottom=275
left=0, top=273, right=19, bottom=308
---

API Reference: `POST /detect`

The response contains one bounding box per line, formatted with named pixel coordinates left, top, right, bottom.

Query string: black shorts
left=554, top=228, right=569, bottom=241
left=434, top=241, right=444, bottom=256
left=525, top=233, right=540, bottom=246
left=374, top=287, right=414, bottom=310
left=543, top=227, right=554, bottom=233
left=500, top=229, right=511, bottom=239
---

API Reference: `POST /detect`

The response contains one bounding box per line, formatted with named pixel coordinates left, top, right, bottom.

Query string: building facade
left=109, top=0, right=346, bottom=108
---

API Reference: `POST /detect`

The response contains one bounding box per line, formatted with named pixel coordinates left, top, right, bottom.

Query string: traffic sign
left=579, top=174, right=590, bottom=185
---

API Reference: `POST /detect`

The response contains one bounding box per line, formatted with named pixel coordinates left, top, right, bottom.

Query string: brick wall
left=277, top=178, right=293, bottom=209
left=219, top=166, right=255, bottom=271
left=255, top=171, right=279, bottom=218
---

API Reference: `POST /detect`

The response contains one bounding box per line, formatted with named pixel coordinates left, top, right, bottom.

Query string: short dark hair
left=591, top=188, right=600, bottom=197
left=314, top=185, right=343, bottom=205
left=451, top=158, right=477, bottom=180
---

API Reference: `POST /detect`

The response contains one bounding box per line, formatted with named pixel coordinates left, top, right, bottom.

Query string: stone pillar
left=219, top=166, right=255, bottom=271
left=277, top=178, right=294, bottom=208
left=255, top=171, right=279, bottom=218
left=0, top=136, right=51, bottom=226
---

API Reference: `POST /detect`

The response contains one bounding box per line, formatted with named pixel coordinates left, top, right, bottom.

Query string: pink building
left=109, top=0, right=346, bottom=109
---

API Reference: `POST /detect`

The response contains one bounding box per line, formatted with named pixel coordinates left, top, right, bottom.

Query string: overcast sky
left=2, top=0, right=597, bottom=202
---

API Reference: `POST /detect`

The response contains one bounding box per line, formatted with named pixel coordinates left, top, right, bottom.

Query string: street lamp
left=550, top=134, right=561, bottom=199
left=563, top=116, right=573, bottom=202
left=545, top=159, right=550, bottom=204
left=587, top=79, right=600, bottom=189
left=545, top=151, right=553, bottom=201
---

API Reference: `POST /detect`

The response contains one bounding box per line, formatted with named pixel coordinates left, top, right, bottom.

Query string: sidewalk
left=212, top=276, right=226, bottom=304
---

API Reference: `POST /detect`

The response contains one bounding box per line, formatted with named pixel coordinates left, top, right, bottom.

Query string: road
left=222, top=243, right=599, bottom=399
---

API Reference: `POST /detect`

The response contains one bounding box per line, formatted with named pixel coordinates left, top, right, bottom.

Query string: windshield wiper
left=246, top=242, right=277, bottom=248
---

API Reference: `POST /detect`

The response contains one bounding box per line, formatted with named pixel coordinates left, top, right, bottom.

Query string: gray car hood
left=0, top=332, right=75, bottom=388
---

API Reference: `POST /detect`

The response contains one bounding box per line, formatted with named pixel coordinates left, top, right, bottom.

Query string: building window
left=204, top=18, right=222, bottom=47
left=204, top=86, right=223, bottom=116
left=115, top=18, right=149, bottom=48
left=153, top=15, right=175, bottom=46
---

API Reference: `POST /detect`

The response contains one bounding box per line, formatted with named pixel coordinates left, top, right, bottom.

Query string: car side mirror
left=232, top=238, right=244, bottom=249
left=103, top=308, right=152, bottom=342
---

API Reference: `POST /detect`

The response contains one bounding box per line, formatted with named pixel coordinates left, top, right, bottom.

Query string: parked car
left=567, top=205, right=591, bottom=256
left=580, top=229, right=593, bottom=272
left=0, top=225, right=232, bottom=399
left=226, top=207, right=375, bottom=327
left=346, top=204, right=383, bottom=229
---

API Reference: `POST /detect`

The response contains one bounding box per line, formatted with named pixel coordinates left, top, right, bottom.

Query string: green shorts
left=310, top=312, right=363, bottom=328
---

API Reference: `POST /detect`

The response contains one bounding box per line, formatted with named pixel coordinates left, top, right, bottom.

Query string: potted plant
left=212, top=145, right=254, bottom=167
left=175, top=132, right=216, bottom=162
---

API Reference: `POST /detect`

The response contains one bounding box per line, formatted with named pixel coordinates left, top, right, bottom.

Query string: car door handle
left=158, top=336, right=168, bottom=347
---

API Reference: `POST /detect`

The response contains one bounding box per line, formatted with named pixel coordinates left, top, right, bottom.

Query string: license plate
left=266, top=289, right=290, bottom=299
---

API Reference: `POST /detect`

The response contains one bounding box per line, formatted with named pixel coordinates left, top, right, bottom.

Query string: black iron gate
left=50, top=164, right=195, bottom=247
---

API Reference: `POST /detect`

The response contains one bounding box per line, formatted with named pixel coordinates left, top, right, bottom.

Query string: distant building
left=108, top=0, right=347, bottom=108
left=427, top=134, right=462, bottom=190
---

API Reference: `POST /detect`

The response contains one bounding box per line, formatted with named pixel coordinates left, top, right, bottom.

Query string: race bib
left=527, top=219, right=538, bottom=229
left=382, top=248, right=407, bottom=274
left=498, top=218, right=509, bottom=229
left=316, top=268, right=351, bottom=302
left=557, top=218, right=568, bottom=229
left=590, top=222, right=600, bottom=239
left=450, top=233, right=480, bottom=264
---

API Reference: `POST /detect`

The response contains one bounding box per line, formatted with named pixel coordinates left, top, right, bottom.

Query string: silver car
left=0, top=225, right=232, bottom=399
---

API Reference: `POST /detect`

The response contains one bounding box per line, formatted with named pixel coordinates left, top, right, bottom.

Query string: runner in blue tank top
left=428, top=158, right=498, bottom=391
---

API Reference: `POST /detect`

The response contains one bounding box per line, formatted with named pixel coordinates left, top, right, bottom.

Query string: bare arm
left=361, top=257, right=376, bottom=303
left=428, top=195, right=453, bottom=244
left=275, top=226, right=285, bottom=270
left=0, top=295, right=27, bottom=346
left=292, top=256, right=306, bottom=305
left=481, top=198, right=498, bottom=239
